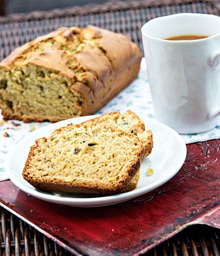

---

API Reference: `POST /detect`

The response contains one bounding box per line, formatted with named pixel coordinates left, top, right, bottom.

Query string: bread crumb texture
left=0, top=26, right=142, bottom=122
left=22, top=123, right=144, bottom=195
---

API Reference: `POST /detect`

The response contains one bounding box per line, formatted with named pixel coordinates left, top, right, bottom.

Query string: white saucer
left=7, top=115, right=186, bottom=207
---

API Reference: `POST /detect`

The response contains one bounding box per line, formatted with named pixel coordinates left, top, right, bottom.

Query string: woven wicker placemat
left=2, top=205, right=220, bottom=255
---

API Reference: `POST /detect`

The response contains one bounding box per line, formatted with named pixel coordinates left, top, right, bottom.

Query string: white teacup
left=141, top=13, right=220, bottom=134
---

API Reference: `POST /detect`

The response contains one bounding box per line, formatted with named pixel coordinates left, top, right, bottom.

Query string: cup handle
left=209, top=52, right=220, bottom=69
left=208, top=109, right=220, bottom=119
left=208, top=52, right=220, bottom=118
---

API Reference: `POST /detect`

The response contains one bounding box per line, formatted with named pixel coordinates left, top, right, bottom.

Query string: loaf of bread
left=22, top=123, right=144, bottom=195
left=82, top=110, right=153, bottom=157
left=0, top=26, right=142, bottom=122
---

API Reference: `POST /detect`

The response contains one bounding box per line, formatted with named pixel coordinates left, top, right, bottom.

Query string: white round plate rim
left=7, top=115, right=186, bottom=207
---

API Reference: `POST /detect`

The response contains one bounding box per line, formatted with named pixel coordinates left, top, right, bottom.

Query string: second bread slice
left=83, top=110, right=153, bottom=157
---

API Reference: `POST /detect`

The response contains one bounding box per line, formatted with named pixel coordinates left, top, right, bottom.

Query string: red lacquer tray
left=0, top=139, right=220, bottom=255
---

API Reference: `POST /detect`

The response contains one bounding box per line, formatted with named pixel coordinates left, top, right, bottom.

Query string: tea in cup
left=141, top=13, right=220, bottom=134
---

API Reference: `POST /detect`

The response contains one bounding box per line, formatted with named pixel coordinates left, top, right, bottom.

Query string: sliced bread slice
left=22, top=123, right=144, bottom=195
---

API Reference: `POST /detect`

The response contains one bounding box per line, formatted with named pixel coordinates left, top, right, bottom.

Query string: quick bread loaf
left=0, top=26, right=142, bottom=122
left=22, top=123, right=144, bottom=195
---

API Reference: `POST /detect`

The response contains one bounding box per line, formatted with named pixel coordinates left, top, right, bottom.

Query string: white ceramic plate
left=7, top=115, right=186, bottom=207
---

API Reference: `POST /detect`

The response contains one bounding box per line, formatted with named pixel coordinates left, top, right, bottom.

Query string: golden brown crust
left=121, top=169, right=140, bottom=192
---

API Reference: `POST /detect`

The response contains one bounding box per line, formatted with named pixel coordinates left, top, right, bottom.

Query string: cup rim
left=141, top=13, right=220, bottom=42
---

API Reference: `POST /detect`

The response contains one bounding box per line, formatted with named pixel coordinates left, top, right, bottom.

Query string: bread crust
left=0, top=26, right=142, bottom=122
